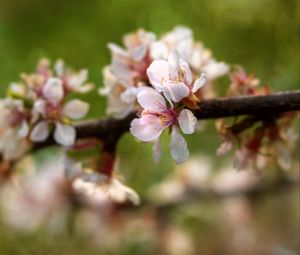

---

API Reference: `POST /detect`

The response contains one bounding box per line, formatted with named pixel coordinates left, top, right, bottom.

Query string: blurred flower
left=100, top=29, right=155, bottom=119
left=54, top=59, right=94, bottom=93
left=160, top=227, right=194, bottom=255
left=65, top=156, right=140, bottom=205
left=227, top=66, right=267, bottom=96
left=0, top=99, right=31, bottom=160
left=0, top=157, right=71, bottom=232
left=151, top=26, right=229, bottom=81
left=30, top=78, right=89, bottom=146
left=149, top=156, right=212, bottom=203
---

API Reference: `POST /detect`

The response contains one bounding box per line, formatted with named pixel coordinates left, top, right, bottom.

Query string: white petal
left=150, top=41, right=169, bottom=59
left=120, top=87, right=139, bottom=104
left=43, top=78, right=64, bottom=104
left=63, top=99, right=89, bottom=120
left=54, top=122, right=76, bottom=146
left=33, top=100, right=46, bottom=115
left=30, top=121, right=50, bottom=142
left=146, top=60, right=169, bottom=92
left=108, top=43, right=129, bottom=58
left=18, top=120, right=29, bottom=138
left=169, top=126, right=189, bottom=164
left=168, top=49, right=180, bottom=79
left=130, top=116, right=163, bottom=142
left=163, top=81, right=189, bottom=102
left=202, top=61, right=229, bottom=80
left=68, top=69, right=89, bottom=90
left=178, top=109, right=197, bottom=134
left=192, top=73, right=206, bottom=93
left=180, top=61, right=193, bottom=85
left=54, top=59, right=65, bottom=77
left=131, top=45, right=147, bottom=61
left=108, top=179, right=140, bottom=205
left=137, top=88, right=166, bottom=111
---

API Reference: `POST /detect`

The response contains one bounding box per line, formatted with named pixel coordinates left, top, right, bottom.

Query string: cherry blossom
left=100, top=29, right=155, bottom=119
left=147, top=49, right=206, bottom=105
left=30, top=78, right=89, bottom=146
left=65, top=158, right=140, bottom=205
left=0, top=99, right=30, bottom=160
left=150, top=26, right=229, bottom=81
left=130, top=88, right=197, bottom=164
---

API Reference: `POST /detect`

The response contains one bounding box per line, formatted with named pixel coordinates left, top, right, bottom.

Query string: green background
left=0, top=0, right=299, bottom=254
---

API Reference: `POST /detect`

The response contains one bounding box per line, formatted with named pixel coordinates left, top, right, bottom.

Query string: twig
left=31, top=91, right=300, bottom=150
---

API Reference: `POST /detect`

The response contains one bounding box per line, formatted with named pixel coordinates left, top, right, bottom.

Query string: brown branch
left=31, top=91, right=300, bottom=151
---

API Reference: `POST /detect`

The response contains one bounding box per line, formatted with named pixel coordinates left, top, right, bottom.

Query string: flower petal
left=54, top=122, right=76, bottom=146
left=168, top=49, right=180, bottom=79
left=192, top=73, right=206, bottom=93
left=63, top=99, right=89, bottom=120
left=130, top=116, right=163, bottom=142
left=180, top=61, right=193, bottom=85
left=131, top=45, right=147, bottom=61
left=137, top=88, right=166, bottom=111
left=43, top=78, right=64, bottom=104
left=163, top=81, right=189, bottom=102
left=30, top=121, right=49, bottom=142
left=169, top=126, right=189, bottom=164
left=202, top=61, right=229, bottom=80
left=178, top=109, right=197, bottom=134
left=18, top=120, right=29, bottom=138
left=108, top=179, right=140, bottom=205
left=146, top=60, right=169, bottom=92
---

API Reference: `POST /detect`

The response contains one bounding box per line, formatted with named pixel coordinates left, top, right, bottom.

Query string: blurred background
left=0, top=0, right=299, bottom=254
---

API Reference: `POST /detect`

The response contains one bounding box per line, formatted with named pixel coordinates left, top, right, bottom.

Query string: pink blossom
left=130, top=88, right=197, bottom=164
left=30, top=78, right=89, bottom=146
left=147, top=49, right=206, bottom=105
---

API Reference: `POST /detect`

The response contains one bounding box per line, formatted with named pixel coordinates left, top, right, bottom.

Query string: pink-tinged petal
left=130, top=116, right=163, bottom=142
left=178, top=109, right=197, bottom=134
left=43, top=78, right=64, bottom=104
left=68, top=69, right=88, bottom=90
left=107, top=43, right=129, bottom=58
left=146, top=60, right=169, bottom=92
left=54, top=122, right=76, bottom=146
left=131, top=45, right=147, bottom=61
left=120, top=87, right=139, bottom=104
left=63, top=99, right=89, bottom=120
left=33, top=100, right=46, bottom=115
left=152, top=138, right=161, bottom=162
left=202, top=61, right=229, bottom=80
left=169, top=126, right=189, bottom=164
left=163, top=81, right=189, bottom=102
left=168, top=49, right=180, bottom=79
left=192, top=73, right=206, bottom=93
left=180, top=61, right=193, bottom=85
left=137, top=88, right=166, bottom=111
left=30, top=121, right=49, bottom=142
left=150, top=41, right=169, bottom=59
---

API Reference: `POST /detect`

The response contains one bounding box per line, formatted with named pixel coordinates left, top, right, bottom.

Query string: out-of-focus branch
left=150, top=177, right=299, bottom=212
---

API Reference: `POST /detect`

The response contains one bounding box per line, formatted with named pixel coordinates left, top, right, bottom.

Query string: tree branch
left=31, top=91, right=300, bottom=151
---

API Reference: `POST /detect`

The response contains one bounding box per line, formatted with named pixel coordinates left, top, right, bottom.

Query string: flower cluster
left=100, top=27, right=229, bottom=164
left=100, top=26, right=229, bottom=119
left=0, top=59, right=93, bottom=160
left=217, top=66, right=297, bottom=171
left=64, top=140, right=140, bottom=205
